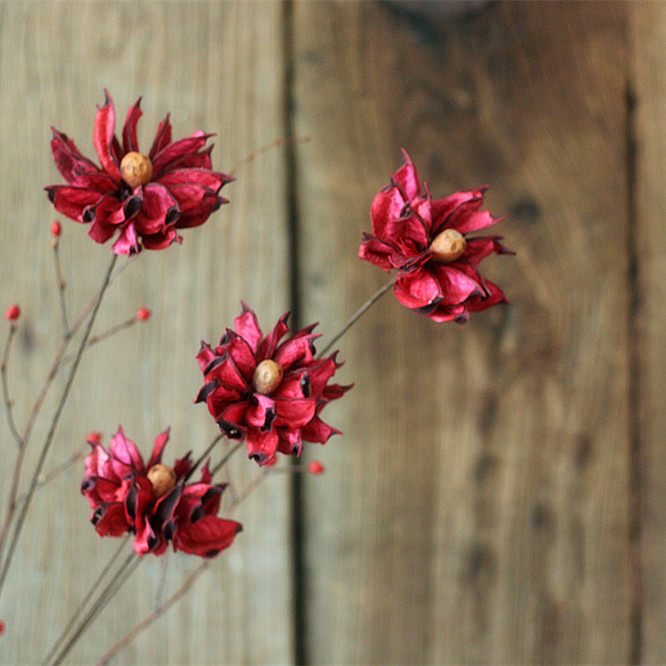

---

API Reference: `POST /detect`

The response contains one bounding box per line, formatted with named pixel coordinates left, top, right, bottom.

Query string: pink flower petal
left=246, top=429, right=279, bottom=465
left=109, top=426, right=144, bottom=473
left=431, top=264, right=483, bottom=305
left=132, top=183, right=179, bottom=235
left=172, top=515, right=241, bottom=558
left=393, top=149, right=421, bottom=202
left=152, top=131, right=212, bottom=174
left=394, top=269, right=442, bottom=309
left=234, top=304, right=263, bottom=353
left=149, top=114, right=172, bottom=158
left=147, top=428, right=170, bottom=469
left=93, top=90, right=122, bottom=180
left=122, top=97, right=142, bottom=154
left=274, top=397, right=316, bottom=429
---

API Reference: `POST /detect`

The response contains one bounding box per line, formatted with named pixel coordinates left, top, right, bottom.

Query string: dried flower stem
left=52, top=237, right=70, bottom=337
left=0, top=254, right=135, bottom=565
left=229, top=136, right=310, bottom=176
left=211, top=440, right=244, bottom=477
left=318, top=278, right=394, bottom=357
left=1, top=323, right=23, bottom=447
left=42, top=536, right=131, bottom=665
left=94, top=468, right=269, bottom=664
left=61, top=315, right=140, bottom=365
left=49, top=551, right=141, bottom=666
left=95, top=559, right=211, bottom=666
left=0, top=254, right=118, bottom=598
left=183, top=432, right=225, bottom=483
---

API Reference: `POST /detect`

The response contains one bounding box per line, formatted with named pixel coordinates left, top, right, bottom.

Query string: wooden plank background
left=0, top=1, right=663, bottom=664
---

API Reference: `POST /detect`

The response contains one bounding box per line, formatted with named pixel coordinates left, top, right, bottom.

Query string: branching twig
left=318, top=278, right=394, bottom=357
left=0, top=254, right=118, bottom=598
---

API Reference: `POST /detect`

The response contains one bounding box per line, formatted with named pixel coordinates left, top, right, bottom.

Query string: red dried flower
left=46, top=90, right=233, bottom=255
left=196, top=304, right=352, bottom=466
left=4, top=304, right=20, bottom=321
left=359, top=150, right=513, bottom=323
left=81, top=427, right=241, bottom=557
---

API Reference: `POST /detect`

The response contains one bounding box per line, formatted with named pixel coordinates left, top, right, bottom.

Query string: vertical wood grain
left=631, top=3, right=666, bottom=663
left=0, top=2, right=292, bottom=663
left=291, top=2, right=632, bottom=663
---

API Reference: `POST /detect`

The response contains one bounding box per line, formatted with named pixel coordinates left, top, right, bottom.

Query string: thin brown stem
left=183, top=432, right=225, bottom=483
left=50, top=551, right=141, bottom=666
left=94, top=468, right=271, bottom=664
left=95, top=560, right=210, bottom=666
left=0, top=254, right=118, bottom=599
left=61, top=315, right=139, bottom=365
left=228, top=135, right=310, bottom=176
left=211, top=440, right=244, bottom=477
left=318, top=278, right=394, bottom=357
left=1, top=323, right=22, bottom=447
left=42, top=536, right=131, bottom=665
left=52, top=238, right=70, bottom=338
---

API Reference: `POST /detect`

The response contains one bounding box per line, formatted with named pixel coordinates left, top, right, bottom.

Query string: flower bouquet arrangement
left=0, top=91, right=512, bottom=663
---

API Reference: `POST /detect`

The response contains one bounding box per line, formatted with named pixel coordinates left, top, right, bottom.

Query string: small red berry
left=85, top=431, right=102, bottom=446
left=136, top=307, right=151, bottom=321
left=4, top=305, right=20, bottom=321
left=51, top=221, right=62, bottom=237
left=0, top=619, right=4, bottom=635
left=307, top=461, right=325, bottom=475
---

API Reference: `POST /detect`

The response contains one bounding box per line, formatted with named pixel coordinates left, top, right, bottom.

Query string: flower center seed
left=120, top=151, right=153, bottom=188
left=147, top=464, right=176, bottom=498
left=430, top=228, right=467, bottom=263
left=252, top=359, right=284, bottom=395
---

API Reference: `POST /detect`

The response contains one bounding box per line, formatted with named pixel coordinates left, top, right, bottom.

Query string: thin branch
left=50, top=552, right=141, bottom=666
left=183, top=432, right=225, bottom=483
left=94, top=467, right=271, bottom=665
left=317, top=278, right=394, bottom=357
left=228, top=135, right=310, bottom=176
left=95, top=560, right=210, bottom=666
left=61, top=315, right=139, bottom=365
left=52, top=238, right=70, bottom=338
left=211, top=441, right=244, bottom=477
left=42, top=536, right=131, bottom=665
left=1, top=323, right=22, bottom=446
left=0, top=254, right=118, bottom=598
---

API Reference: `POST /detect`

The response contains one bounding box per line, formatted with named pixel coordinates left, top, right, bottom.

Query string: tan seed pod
left=252, top=359, right=284, bottom=395
left=430, top=228, right=467, bottom=263
left=147, top=463, right=177, bottom=498
left=120, top=151, right=153, bottom=188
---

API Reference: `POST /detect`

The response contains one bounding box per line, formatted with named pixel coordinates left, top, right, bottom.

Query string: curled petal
left=93, top=90, right=122, bottom=179
left=246, top=429, right=279, bottom=465
left=122, top=97, right=143, bottom=154
left=172, top=515, right=241, bottom=558
left=234, top=304, right=263, bottom=354
left=394, top=270, right=442, bottom=309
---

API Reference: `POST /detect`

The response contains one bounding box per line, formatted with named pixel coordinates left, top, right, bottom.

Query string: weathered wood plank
left=0, top=2, right=291, bottom=663
left=292, top=2, right=632, bottom=663
left=631, top=3, right=666, bottom=663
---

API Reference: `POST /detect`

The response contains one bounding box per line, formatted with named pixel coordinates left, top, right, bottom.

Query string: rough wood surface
left=632, top=3, right=666, bottom=664
left=0, top=2, right=292, bottom=664
left=1, top=1, right=665, bottom=664
left=292, top=2, right=633, bottom=664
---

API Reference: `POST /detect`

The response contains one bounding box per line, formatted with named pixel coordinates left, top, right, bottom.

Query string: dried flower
left=196, top=303, right=352, bottom=466
left=359, top=150, right=513, bottom=323
left=136, top=307, right=151, bottom=321
left=4, top=305, right=20, bottom=321
left=46, top=90, right=233, bottom=255
left=81, top=427, right=241, bottom=557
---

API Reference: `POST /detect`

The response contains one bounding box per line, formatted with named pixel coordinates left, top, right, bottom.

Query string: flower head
left=359, top=150, right=513, bottom=323
left=196, top=304, right=352, bottom=466
left=46, top=90, right=233, bottom=255
left=81, top=427, right=241, bottom=557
